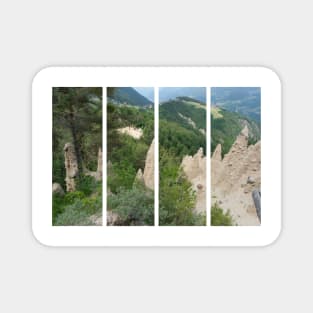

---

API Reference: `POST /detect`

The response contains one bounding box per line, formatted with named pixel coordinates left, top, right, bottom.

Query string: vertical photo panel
left=159, top=88, right=207, bottom=226
left=52, top=87, right=103, bottom=226
left=211, top=87, right=261, bottom=226
left=107, top=87, right=155, bottom=226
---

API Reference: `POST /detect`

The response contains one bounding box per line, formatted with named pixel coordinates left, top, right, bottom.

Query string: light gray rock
left=52, top=183, right=64, bottom=196
left=252, top=189, right=261, bottom=222
left=247, top=176, right=255, bottom=184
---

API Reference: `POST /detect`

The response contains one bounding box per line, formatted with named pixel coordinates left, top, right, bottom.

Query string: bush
left=107, top=161, right=136, bottom=193
left=159, top=149, right=203, bottom=226
left=52, top=181, right=102, bottom=226
left=54, top=193, right=102, bottom=226
left=77, top=176, right=98, bottom=196
left=108, top=185, right=154, bottom=226
left=211, top=203, right=233, bottom=226
left=52, top=195, right=65, bottom=224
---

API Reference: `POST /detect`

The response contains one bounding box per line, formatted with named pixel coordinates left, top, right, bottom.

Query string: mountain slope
left=159, top=97, right=206, bottom=159
left=160, top=98, right=206, bottom=130
left=108, top=87, right=153, bottom=107
left=211, top=87, right=260, bottom=122
left=159, top=87, right=206, bottom=103
left=211, top=106, right=260, bottom=156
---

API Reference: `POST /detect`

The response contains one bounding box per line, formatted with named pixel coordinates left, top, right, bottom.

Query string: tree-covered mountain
left=159, top=87, right=206, bottom=103
left=211, top=87, right=261, bottom=122
left=159, top=97, right=206, bottom=158
left=211, top=106, right=260, bottom=156
left=108, top=87, right=153, bottom=107
left=159, top=96, right=206, bottom=226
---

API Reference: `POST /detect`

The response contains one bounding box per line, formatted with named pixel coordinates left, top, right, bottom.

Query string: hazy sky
left=134, top=87, right=154, bottom=101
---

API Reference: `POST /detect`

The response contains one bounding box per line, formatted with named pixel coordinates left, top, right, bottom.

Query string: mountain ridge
left=108, top=87, right=153, bottom=107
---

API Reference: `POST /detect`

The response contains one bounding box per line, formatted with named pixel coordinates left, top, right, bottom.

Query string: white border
left=32, top=67, right=281, bottom=246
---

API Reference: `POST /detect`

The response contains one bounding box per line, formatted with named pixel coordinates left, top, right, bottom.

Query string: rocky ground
left=211, top=126, right=261, bottom=226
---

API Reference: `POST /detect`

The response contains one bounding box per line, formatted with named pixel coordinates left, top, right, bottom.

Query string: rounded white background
left=0, top=0, right=310, bottom=312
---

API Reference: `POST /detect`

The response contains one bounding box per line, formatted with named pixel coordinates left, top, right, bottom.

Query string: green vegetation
left=159, top=97, right=206, bottom=226
left=107, top=87, right=152, bottom=107
left=211, top=106, right=223, bottom=119
left=159, top=149, right=205, bottom=226
left=52, top=87, right=102, bottom=226
left=211, top=107, right=260, bottom=156
left=108, top=185, right=154, bottom=226
left=211, top=203, right=233, bottom=226
left=160, top=99, right=206, bottom=130
left=53, top=183, right=102, bottom=226
left=211, top=87, right=261, bottom=122
left=107, top=100, right=154, bottom=226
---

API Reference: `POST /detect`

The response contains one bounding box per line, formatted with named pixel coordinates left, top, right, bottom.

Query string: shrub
left=211, top=203, right=233, bottom=226
left=53, top=181, right=102, bottom=226
left=108, top=186, right=154, bottom=226
left=77, top=175, right=98, bottom=196
left=159, top=150, right=202, bottom=226
left=107, top=161, right=136, bottom=193
left=54, top=193, right=102, bottom=226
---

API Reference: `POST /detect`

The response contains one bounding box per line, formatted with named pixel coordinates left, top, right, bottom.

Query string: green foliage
left=108, top=87, right=152, bottom=107
left=54, top=194, right=102, bottom=226
left=52, top=154, right=66, bottom=189
left=52, top=195, right=66, bottom=224
left=211, top=108, right=260, bottom=156
left=77, top=175, right=98, bottom=196
left=53, top=87, right=102, bottom=176
left=107, top=101, right=154, bottom=226
left=159, top=149, right=205, bottom=226
left=158, top=98, right=207, bottom=226
left=108, top=186, right=154, bottom=226
left=160, top=99, right=206, bottom=130
left=53, top=184, right=102, bottom=226
left=52, top=87, right=103, bottom=225
left=159, top=120, right=205, bottom=159
left=64, top=191, right=85, bottom=203
left=108, top=161, right=136, bottom=193
left=211, top=203, right=233, bottom=226
left=110, top=135, right=148, bottom=171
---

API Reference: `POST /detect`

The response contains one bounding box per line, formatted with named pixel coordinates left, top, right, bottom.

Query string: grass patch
left=211, top=202, right=233, bottom=226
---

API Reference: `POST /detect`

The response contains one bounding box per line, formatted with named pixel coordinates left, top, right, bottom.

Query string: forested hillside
left=211, top=106, right=260, bottom=156
left=107, top=87, right=153, bottom=107
left=159, top=98, right=206, bottom=158
left=107, top=88, right=154, bottom=226
left=212, top=87, right=261, bottom=122
left=159, top=97, right=206, bottom=225
left=159, top=87, right=206, bottom=103
left=52, top=87, right=103, bottom=226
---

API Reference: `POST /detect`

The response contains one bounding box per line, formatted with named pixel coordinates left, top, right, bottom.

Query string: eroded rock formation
left=117, top=126, right=143, bottom=139
left=52, top=183, right=64, bottom=196
left=133, top=139, right=154, bottom=190
left=181, top=147, right=206, bottom=214
left=143, top=139, right=154, bottom=190
left=64, top=143, right=79, bottom=192
left=211, top=126, right=261, bottom=225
